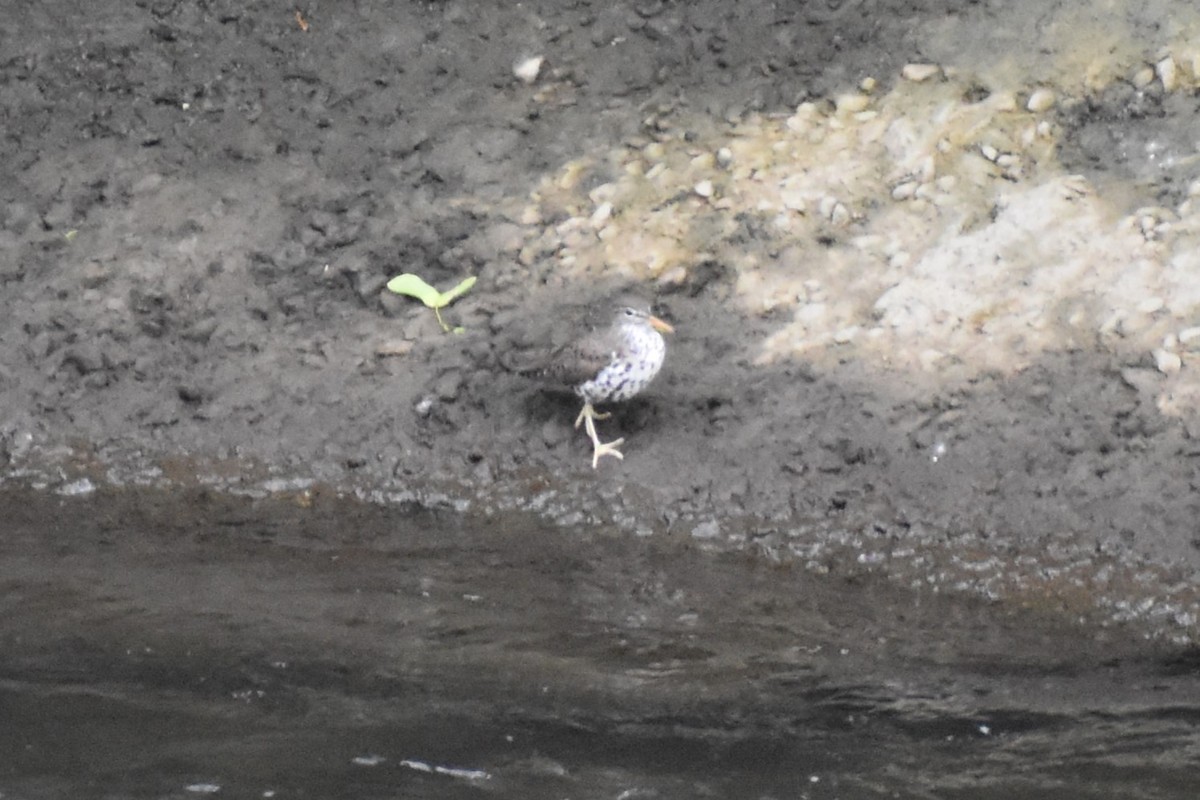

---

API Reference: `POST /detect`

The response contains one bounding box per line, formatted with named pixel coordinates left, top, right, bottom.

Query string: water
left=0, top=487, right=1196, bottom=799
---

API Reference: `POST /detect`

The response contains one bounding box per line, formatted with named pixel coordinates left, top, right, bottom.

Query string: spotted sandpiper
left=508, top=298, right=675, bottom=468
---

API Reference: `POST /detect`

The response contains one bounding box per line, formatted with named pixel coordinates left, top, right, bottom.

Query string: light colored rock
left=1157, top=55, right=1179, bottom=92
left=590, top=201, right=613, bottom=226
left=1132, top=65, right=1156, bottom=88
left=829, top=201, right=850, bottom=226
left=1137, top=296, right=1165, bottom=314
left=513, top=55, right=544, bottom=84
left=980, top=144, right=1000, bottom=162
left=1178, top=327, right=1200, bottom=348
left=833, top=326, right=861, bottom=344
left=780, top=188, right=806, bottom=212
left=376, top=339, right=415, bottom=357
left=1154, top=348, right=1182, bottom=375
left=693, top=179, right=714, bottom=198
left=716, top=147, right=733, bottom=168
left=1026, top=88, right=1056, bottom=112
left=902, top=63, right=941, bottom=82
left=891, top=181, right=918, bottom=201
left=836, top=93, right=871, bottom=113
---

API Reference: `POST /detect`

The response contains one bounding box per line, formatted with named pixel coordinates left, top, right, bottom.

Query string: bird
left=504, top=297, right=675, bottom=468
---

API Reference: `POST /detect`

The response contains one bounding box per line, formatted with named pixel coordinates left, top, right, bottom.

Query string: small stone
left=980, top=144, right=1000, bottom=162
left=715, top=147, right=733, bottom=168
left=902, top=63, right=941, bottom=82
left=513, top=56, right=544, bottom=84
left=1120, top=367, right=1159, bottom=393
left=836, top=93, right=870, bottom=113
left=590, top=201, right=613, bottom=226
left=1132, top=65, right=1156, bottom=88
left=1026, top=88, right=1055, bottom=112
left=833, top=326, right=861, bottom=344
left=375, top=339, right=415, bottom=357
left=1137, top=296, right=1165, bottom=314
left=693, top=179, right=714, bottom=198
left=1179, top=326, right=1200, bottom=348
left=860, top=76, right=877, bottom=93
left=1153, top=348, right=1182, bottom=375
left=818, top=195, right=838, bottom=219
left=891, top=181, right=918, bottom=201
left=1157, top=55, right=1179, bottom=92
left=132, top=173, right=164, bottom=194
left=691, top=519, right=721, bottom=539
left=780, top=188, right=806, bottom=212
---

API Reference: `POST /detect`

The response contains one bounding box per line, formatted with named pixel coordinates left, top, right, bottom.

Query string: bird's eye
left=624, top=307, right=637, bottom=316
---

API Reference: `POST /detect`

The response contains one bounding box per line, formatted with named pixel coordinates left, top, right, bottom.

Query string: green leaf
left=386, top=274, right=442, bottom=308
left=433, top=276, right=477, bottom=308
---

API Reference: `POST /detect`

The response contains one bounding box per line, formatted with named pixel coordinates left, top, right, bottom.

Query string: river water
left=1, top=487, right=1196, bottom=799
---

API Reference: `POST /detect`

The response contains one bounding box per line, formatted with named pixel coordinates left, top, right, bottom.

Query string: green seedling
left=386, top=273, right=477, bottom=333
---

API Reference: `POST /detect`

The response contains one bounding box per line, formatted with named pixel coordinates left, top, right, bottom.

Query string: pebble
left=833, top=326, right=861, bottom=344
left=980, top=144, right=999, bottom=162
left=1153, top=348, right=1182, bottom=375
left=1178, top=327, right=1200, bottom=348
left=715, top=147, right=733, bottom=168
left=902, top=63, right=941, bottom=82
left=693, top=179, right=714, bottom=198
left=1026, top=88, right=1055, bottom=112
left=375, top=339, right=415, bottom=357
left=891, top=181, right=918, bottom=201
left=513, top=55, right=544, bottom=84
left=590, top=201, right=613, bottom=226
left=1157, top=55, right=1179, bottom=92
left=1132, top=65, right=1156, bottom=89
left=1137, top=296, right=1165, bottom=314
left=836, top=93, right=870, bottom=113
left=780, top=188, right=806, bottom=212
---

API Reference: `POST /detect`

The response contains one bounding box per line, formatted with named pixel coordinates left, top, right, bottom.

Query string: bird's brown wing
left=541, top=327, right=617, bottom=388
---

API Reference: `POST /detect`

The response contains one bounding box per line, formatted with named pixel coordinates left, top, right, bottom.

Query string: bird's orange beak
left=648, top=315, right=674, bottom=334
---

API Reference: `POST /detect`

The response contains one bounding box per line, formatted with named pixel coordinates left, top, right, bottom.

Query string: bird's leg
left=574, top=403, right=625, bottom=468
left=574, top=403, right=610, bottom=427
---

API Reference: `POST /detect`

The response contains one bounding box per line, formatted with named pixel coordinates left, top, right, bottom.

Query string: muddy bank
left=3, top=0, right=1200, bottom=646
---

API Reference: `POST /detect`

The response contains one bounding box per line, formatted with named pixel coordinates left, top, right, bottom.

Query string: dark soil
left=2, top=1, right=1198, bottom=640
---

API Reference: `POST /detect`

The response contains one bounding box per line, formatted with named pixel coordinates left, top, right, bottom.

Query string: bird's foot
left=577, top=404, right=624, bottom=468
left=589, top=436, right=626, bottom=469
